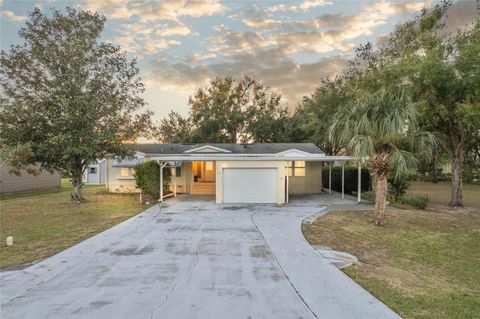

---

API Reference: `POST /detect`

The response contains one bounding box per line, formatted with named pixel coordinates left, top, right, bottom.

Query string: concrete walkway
left=1, top=196, right=399, bottom=319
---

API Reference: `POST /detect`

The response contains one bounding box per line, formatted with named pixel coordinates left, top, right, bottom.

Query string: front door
left=192, top=161, right=216, bottom=182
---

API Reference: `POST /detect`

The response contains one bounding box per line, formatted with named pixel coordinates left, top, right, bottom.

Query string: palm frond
left=389, top=149, right=417, bottom=182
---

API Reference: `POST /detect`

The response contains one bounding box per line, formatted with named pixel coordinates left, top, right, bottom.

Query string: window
left=120, top=167, right=130, bottom=177
left=89, top=167, right=97, bottom=174
left=176, top=167, right=181, bottom=177
left=288, top=161, right=306, bottom=177
left=205, top=161, right=213, bottom=171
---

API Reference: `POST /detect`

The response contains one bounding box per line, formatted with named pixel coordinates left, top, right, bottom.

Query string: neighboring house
left=83, top=160, right=107, bottom=185
left=107, top=143, right=358, bottom=204
left=0, top=163, right=61, bottom=194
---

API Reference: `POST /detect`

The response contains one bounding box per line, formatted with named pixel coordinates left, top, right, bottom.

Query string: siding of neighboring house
left=0, top=164, right=61, bottom=194
left=83, top=160, right=107, bottom=185
left=289, top=161, right=323, bottom=194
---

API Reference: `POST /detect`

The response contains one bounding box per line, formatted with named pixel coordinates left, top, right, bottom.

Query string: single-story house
left=106, top=143, right=363, bottom=205
left=0, top=163, right=61, bottom=194
left=83, top=160, right=107, bottom=185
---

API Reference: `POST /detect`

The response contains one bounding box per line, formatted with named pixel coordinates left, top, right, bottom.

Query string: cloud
left=242, top=18, right=283, bottom=29
left=225, top=1, right=427, bottom=56
left=146, top=49, right=348, bottom=106
left=143, top=0, right=429, bottom=107
left=266, top=0, right=332, bottom=13
left=155, top=21, right=191, bottom=37
left=0, top=10, right=26, bottom=22
left=82, top=0, right=226, bottom=22
left=110, top=22, right=187, bottom=56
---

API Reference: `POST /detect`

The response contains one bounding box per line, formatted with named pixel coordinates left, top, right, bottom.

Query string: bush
left=322, top=166, right=372, bottom=194
left=134, top=161, right=171, bottom=200
left=388, top=178, right=410, bottom=202
left=401, top=195, right=430, bottom=209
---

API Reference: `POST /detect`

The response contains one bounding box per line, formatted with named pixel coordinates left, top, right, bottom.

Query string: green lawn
left=303, top=182, right=480, bottom=319
left=0, top=183, right=150, bottom=269
left=407, top=181, right=480, bottom=207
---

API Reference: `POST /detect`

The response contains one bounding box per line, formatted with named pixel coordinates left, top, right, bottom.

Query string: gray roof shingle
left=134, top=143, right=324, bottom=155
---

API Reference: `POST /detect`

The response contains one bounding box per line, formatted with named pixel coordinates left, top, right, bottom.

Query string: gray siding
left=0, top=164, right=61, bottom=194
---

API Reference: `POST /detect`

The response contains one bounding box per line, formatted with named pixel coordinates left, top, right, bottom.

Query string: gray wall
left=0, top=164, right=61, bottom=194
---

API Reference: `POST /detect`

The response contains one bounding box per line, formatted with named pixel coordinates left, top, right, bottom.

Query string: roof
left=134, top=143, right=324, bottom=155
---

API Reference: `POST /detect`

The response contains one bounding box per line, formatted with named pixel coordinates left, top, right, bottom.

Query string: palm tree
left=329, top=89, right=436, bottom=226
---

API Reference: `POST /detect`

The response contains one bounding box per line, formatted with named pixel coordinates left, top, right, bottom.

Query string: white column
left=357, top=160, right=361, bottom=204
left=159, top=161, right=163, bottom=202
left=342, top=162, right=345, bottom=199
left=174, top=162, right=177, bottom=198
left=286, top=165, right=289, bottom=204
left=329, top=162, right=332, bottom=195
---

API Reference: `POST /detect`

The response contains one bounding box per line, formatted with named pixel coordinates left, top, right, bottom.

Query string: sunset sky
left=1, top=0, right=476, bottom=123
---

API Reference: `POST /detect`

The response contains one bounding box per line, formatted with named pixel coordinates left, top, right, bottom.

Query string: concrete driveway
left=1, top=196, right=399, bottom=319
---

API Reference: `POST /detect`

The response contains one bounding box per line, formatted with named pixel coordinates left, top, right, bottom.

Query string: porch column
left=357, top=160, right=361, bottom=204
left=173, top=161, right=178, bottom=198
left=329, top=162, right=332, bottom=195
left=159, top=161, right=163, bottom=202
left=286, top=165, right=289, bottom=204
left=341, top=162, right=345, bottom=199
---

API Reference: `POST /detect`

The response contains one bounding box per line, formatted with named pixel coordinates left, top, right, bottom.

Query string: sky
left=1, top=0, right=477, bottom=123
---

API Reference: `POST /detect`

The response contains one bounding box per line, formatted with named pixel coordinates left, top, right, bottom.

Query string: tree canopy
left=156, top=76, right=304, bottom=144
left=0, top=7, right=152, bottom=200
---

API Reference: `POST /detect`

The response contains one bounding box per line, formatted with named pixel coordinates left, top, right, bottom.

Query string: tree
left=0, top=7, right=152, bottom=201
left=299, top=76, right=353, bottom=155
left=415, top=22, right=480, bottom=206
left=350, top=2, right=480, bottom=206
left=156, top=76, right=297, bottom=143
left=156, top=111, right=192, bottom=143
left=330, top=89, right=436, bottom=226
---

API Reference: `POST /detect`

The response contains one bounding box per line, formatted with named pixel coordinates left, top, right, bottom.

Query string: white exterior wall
left=106, top=158, right=139, bottom=193
left=171, top=162, right=191, bottom=194
left=215, top=160, right=287, bottom=205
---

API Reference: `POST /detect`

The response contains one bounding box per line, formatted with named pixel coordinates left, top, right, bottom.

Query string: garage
left=223, top=168, right=278, bottom=203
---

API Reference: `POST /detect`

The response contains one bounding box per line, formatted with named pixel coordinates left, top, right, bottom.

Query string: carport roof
left=134, top=143, right=325, bottom=155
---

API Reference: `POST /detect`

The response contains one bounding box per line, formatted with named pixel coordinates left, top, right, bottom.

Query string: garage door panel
left=223, top=168, right=278, bottom=203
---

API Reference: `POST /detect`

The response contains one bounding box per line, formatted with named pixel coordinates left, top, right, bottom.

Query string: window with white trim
left=89, top=167, right=97, bottom=174
left=288, top=161, right=306, bottom=177
left=117, top=167, right=135, bottom=179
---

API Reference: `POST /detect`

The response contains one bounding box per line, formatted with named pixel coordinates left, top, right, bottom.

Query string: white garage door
left=223, top=168, right=278, bottom=203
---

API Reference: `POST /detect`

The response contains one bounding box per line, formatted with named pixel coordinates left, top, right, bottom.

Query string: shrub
left=388, top=177, right=410, bottom=202
left=401, top=195, right=430, bottom=209
left=134, top=161, right=171, bottom=200
left=322, top=166, right=372, bottom=194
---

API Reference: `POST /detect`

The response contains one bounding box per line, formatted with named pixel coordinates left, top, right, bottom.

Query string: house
left=105, top=143, right=360, bottom=204
left=83, top=160, right=107, bottom=185
left=0, top=163, right=61, bottom=194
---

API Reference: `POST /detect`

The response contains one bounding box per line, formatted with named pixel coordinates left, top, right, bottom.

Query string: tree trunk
left=431, top=155, right=438, bottom=183
left=450, top=145, right=464, bottom=207
left=373, top=174, right=388, bottom=226
left=71, top=163, right=84, bottom=202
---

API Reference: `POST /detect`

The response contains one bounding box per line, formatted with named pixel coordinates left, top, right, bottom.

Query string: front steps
left=191, top=182, right=216, bottom=195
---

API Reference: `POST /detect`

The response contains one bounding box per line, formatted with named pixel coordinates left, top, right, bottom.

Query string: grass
left=0, top=182, right=150, bottom=269
left=303, top=182, right=480, bottom=319
left=407, top=181, right=480, bottom=207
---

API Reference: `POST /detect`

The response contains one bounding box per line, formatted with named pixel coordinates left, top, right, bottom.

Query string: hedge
left=322, top=166, right=372, bottom=194
left=134, top=161, right=171, bottom=200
